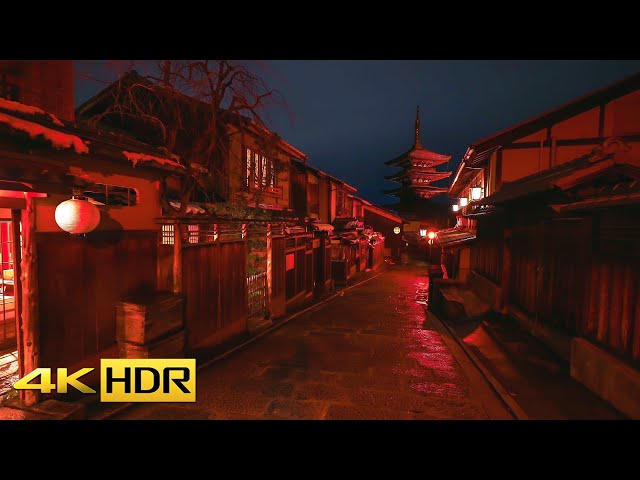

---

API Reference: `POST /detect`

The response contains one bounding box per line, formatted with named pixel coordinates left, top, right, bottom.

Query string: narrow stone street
left=114, top=265, right=511, bottom=420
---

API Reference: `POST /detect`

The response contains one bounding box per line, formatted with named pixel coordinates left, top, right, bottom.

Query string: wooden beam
left=19, top=196, right=40, bottom=406
left=266, top=223, right=273, bottom=316
left=11, top=209, right=24, bottom=374
left=504, top=134, right=640, bottom=150
left=495, top=149, right=503, bottom=192
left=172, top=223, right=183, bottom=294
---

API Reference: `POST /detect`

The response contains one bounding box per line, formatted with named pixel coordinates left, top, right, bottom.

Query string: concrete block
left=29, top=399, right=86, bottom=420
left=469, top=270, right=502, bottom=311
left=0, top=406, right=52, bottom=420
left=571, top=338, right=640, bottom=419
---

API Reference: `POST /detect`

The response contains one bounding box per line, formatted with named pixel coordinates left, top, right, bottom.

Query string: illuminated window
left=187, top=224, right=199, bottom=244
left=245, top=148, right=252, bottom=188
left=245, top=146, right=277, bottom=191
left=83, top=183, right=138, bottom=206
left=162, top=224, right=174, bottom=245
left=261, top=155, right=268, bottom=186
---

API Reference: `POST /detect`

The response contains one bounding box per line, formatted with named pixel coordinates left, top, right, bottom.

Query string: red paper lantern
left=55, top=196, right=101, bottom=234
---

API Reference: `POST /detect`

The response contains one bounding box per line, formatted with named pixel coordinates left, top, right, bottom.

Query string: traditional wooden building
left=76, top=71, right=309, bottom=213
left=0, top=61, right=188, bottom=406
left=436, top=71, right=640, bottom=418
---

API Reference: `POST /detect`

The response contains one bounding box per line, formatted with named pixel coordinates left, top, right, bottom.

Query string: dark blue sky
left=74, top=60, right=640, bottom=206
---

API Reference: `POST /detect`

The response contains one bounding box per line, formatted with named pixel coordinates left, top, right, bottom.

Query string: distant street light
left=452, top=204, right=459, bottom=212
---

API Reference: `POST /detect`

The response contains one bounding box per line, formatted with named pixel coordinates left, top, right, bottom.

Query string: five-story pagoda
left=384, top=106, right=452, bottom=200
left=383, top=107, right=454, bottom=244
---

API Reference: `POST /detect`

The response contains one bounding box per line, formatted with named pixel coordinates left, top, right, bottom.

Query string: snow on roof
left=0, top=111, right=89, bottom=154
left=123, top=151, right=185, bottom=170
left=168, top=200, right=206, bottom=214
left=0, top=98, right=64, bottom=127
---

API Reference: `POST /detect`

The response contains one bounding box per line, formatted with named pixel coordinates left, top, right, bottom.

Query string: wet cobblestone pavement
left=115, top=266, right=503, bottom=420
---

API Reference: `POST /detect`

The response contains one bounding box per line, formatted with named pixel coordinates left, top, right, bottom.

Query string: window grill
left=187, top=224, right=199, bottom=244
left=161, top=224, right=174, bottom=245
left=162, top=223, right=246, bottom=246
left=245, top=146, right=278, bottom=192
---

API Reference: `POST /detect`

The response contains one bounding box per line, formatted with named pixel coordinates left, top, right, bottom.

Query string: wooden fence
left=37, top=231, right=157, bottom=369
left=159, top=222, right=247, bottom=352
left=506, top=210, right=640, bottom=368
left=285, top=233, right=314, bottom=304
left=471, top=219, right=503, bottom=284
left=581, top=209, right=640, bottom=367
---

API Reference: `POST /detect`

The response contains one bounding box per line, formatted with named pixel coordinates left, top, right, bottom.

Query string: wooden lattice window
left=162, top=224, right=174, bottom=245
left=244, top=146, right=277, bottom=192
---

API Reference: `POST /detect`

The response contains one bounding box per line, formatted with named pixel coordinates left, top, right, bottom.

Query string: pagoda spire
left=414, top=105, right=422, bottom=148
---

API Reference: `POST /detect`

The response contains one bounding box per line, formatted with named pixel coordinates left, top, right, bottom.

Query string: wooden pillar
left=498, top=227, right=512, bottom=313
left=19, top=196, right=40, bottom=406
left=172, top=222, right=183, bottom=294
left=266, top=223, right=273, bottom=316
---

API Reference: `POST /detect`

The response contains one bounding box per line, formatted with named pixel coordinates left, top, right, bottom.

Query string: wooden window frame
left=243, top=144, right=280, bottom=196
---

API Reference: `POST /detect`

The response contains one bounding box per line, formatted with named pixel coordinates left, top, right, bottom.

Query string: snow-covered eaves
left=0, top=97, right=64, bottom=126
left=123, top=151, right=185, bottom=171
left=0, top=111, right=89, bottom=154
left=168, top=200, right=206, bottom=214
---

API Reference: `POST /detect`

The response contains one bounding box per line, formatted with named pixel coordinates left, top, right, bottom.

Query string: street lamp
left=419, top=228, right=427, bottom=237
left=471, top=187, right=483, bottom=200
left=393, top=226, right=400, bottom=234
left=452, top=204, right=459, bottom=212
left=459, top=198, right=468, bottom=207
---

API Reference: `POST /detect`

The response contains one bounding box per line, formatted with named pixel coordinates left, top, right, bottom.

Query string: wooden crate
left=118, top=330, right=186, bottom=359
left=116, top=293, right=185, bottom=346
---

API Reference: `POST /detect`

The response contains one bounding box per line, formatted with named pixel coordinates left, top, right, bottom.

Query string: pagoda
left=384, top=106, right=451, bottom=200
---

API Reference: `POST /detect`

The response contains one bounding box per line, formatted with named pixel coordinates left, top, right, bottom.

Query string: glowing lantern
left=55, top=196, right=101, bottom=234
left=452, top=204, right=459, bottom=212
left=393, top=226, right=401, bottom=234
left=471, top=187, right=483, bottom=200
left=427, top=231, right=436, bottom=240
left=459, top=198, right=468, bottom=207
left=419, top=228, right=427, bottom=237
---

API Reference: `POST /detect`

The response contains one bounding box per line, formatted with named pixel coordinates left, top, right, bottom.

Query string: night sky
left=74, top=60, right=640, bottom=206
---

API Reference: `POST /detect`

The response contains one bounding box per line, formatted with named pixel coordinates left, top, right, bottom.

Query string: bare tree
left=82, top=60, right=285, bottom=213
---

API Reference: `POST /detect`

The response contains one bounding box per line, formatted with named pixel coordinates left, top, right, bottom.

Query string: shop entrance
left=0, top=212, right=21, bottom=403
